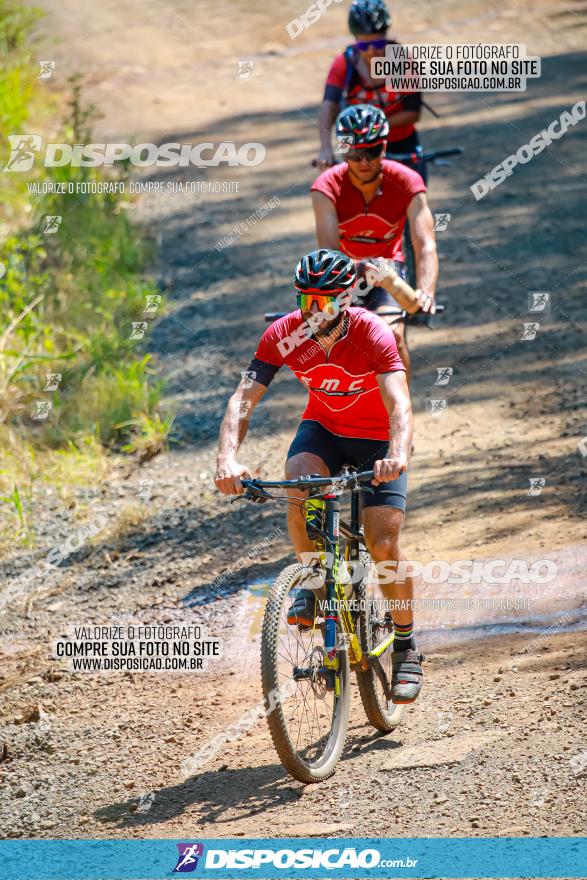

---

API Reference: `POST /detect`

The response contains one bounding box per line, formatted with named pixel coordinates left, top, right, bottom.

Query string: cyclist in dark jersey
left=215, top=249, right=424, bottom=704
left=311, top=104, right=438, bottom=381
left=316, top=0, right=425, bottom=180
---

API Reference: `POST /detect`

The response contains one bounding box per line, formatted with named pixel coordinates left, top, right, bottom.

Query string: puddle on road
left=222, top=543, right=586, bottom=670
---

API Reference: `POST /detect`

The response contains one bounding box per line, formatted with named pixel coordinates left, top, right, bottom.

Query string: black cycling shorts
left=356, top=260, right=407, bottom=313
left=287, top=419, right=408, bottom=511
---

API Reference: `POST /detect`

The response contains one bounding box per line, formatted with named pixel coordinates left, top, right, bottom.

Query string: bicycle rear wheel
left=355, top=550, right=405, bottom=732
left=261, top=563, right=350, bottom=783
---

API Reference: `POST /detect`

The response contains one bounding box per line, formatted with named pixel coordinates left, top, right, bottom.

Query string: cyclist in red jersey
left=311, top=104, right=438, bottom=381
left=215, top=249, right=424, bottom=704
left=316, top=0, right=425, bottom=179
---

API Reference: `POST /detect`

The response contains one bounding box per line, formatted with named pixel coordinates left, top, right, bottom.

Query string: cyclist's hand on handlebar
left=360, top=257, right=394, bottom=288
left=372, top=454, right=408, bottom=485
left=415, top=290, right=436, bottom=314
left=315, top=147, right=334, bottom=171
left=214, top=460, right=251, bottom=496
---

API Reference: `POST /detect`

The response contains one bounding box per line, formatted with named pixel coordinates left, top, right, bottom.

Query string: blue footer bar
left=0, top=837, right=585, bottom=879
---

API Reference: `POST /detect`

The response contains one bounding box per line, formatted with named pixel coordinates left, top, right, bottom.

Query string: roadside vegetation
left=0, top=0, right=172, bottom=548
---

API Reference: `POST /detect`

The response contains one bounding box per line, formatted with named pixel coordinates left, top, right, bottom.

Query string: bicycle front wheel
left=261, top=563, right=350, bottom=783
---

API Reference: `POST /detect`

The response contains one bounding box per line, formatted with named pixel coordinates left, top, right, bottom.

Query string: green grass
left=0, top=1, right=173, bottom=547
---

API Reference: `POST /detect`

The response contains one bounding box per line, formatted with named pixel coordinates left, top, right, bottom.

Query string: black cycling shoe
left=391, top=648, right=424, bottom=704
left=287, top=588, right=317, bottom=627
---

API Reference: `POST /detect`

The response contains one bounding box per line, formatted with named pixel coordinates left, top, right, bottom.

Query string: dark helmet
left=294, top=249, right=357, bottom=295
left=348, top=0, right=391, bottom=35
left=336, top=103, right=389, bottom=148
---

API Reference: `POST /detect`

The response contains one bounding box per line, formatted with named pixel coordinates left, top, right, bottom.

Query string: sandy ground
left=1, top=0, right=586, bottom=850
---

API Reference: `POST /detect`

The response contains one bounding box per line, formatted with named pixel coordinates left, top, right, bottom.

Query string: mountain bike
left=237, top=467, right=405, bottom=783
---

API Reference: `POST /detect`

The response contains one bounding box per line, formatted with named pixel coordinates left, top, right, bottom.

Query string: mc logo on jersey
left=173, top=843, right=204, bottom=873
left=298, top=364, right=378, bottom=413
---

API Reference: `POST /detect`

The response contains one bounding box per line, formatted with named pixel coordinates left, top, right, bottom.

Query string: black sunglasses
left=355, top=38, right=387, bottom=50
left=346, top=144, right=385, bottom=162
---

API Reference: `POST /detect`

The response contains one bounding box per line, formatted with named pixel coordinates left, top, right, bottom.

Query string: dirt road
left=1, top=0, right=586, bottom=843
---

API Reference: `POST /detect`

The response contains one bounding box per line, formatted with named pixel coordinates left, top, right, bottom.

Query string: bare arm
left=387, top=110, right=420, bottom=131
left=215, top=378, right=268, bottom=495
left=373, top=370, right=413, bottom=484
left=311, top=190, right=341, bottom=250
left=317, top=99, right=339, bottom=166
left=407, top=192, right=438, bottom=309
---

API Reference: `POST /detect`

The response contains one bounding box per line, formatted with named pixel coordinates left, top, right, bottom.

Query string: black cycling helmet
left=336, top=103, right=389, bottom=148
left=294, top=249, right=357, bottom=295
left=348, top=0, right=391, bottom=35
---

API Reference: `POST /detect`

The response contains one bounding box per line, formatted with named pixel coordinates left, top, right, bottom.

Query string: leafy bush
left=0, top=1, right=172, bottom=545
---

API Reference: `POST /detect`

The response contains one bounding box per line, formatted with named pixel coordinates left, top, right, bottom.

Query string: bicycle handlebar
left=387, top=147, right=464, bottom=163
left=242, top=470, right=374, bottom=491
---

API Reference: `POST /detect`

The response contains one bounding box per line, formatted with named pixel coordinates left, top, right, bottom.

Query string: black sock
left=393, top=622, right=415, bottom=653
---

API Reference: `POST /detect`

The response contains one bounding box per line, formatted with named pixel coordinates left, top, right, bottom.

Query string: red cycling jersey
left=311, top=159, right=426, bottom=261
left=324, top=45, right=422, bottom=143
left=250, top=307, right=404, bottom=441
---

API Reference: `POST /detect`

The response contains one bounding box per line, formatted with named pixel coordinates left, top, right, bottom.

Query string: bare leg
left=362, top=506, right=413, bottom=630
left=362, top=505, right=423, bottom=702
left=285, top=452, right=330, bottom=559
